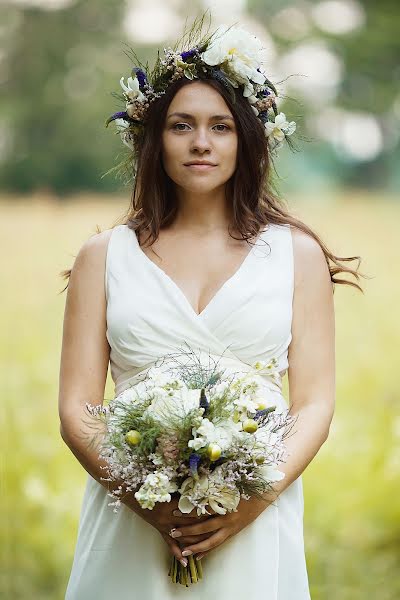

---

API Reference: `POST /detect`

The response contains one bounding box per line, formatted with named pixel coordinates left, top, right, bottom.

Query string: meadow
left=2, top=192, right=399, bottom=599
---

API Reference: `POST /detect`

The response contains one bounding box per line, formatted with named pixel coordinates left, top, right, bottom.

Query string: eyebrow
left=167, top=112, right=234, bottom=122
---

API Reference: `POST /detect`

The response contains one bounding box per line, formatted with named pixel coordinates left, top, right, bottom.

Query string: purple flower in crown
left=105, top=110, right=129, bottom=127
left=132, top=67, right=148, bottom=89
left=180, top=47, right=199, bottom=61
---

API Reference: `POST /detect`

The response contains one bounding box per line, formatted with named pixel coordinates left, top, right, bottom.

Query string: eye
left=213, top=124, right=230, bottom=132
left=172, top=123, right=190, bottom=131
left=171, top=123, right=231, bottom=132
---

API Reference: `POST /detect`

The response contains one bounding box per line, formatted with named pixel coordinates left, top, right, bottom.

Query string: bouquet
left=86, top=346, right=296, bottom=587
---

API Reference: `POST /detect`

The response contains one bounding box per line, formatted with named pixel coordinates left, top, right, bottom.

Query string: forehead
left=167, top=82, right=232, bottom=117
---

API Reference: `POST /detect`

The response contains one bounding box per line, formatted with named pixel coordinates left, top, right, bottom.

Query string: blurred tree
left=0, top=0, right=136, bottom=195
left=248, top=0, right=400, bottom=188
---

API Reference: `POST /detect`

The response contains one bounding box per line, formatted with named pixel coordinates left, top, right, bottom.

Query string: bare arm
left=58, top=230, right=112, bottom=483
left=171, top=227, right=336, bottom=556
left=58, top=230, right=203, bottom=566
left=265, top=226, right=336, bottom=497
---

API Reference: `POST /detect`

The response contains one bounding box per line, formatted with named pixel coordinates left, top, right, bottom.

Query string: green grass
left=2, top=191, right=400, bottom=599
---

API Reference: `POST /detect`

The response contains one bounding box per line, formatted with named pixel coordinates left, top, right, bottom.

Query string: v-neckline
left=130, top=226, right=267, bottom=318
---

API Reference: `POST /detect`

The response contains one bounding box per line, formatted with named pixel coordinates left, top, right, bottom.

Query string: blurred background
left=2, top=0, right=399, bottom=598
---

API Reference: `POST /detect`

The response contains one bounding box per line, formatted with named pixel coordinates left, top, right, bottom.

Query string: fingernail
left=196, top=554, right=204, bottom=561
left=180, top=558, right=188, bottom=567
left=172, top=509, right=182, bottom=517
left=182, top=549, right=193, bottom=557
left=171, top=530, right=182, bottom=538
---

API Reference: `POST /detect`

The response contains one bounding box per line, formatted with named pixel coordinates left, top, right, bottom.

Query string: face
left=161, top=82, right=238, bottom=194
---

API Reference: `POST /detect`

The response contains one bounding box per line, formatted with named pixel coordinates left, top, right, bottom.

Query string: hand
left=122, top=492, right=213, bottom=566
left=168, top=496, right=273, bottom=561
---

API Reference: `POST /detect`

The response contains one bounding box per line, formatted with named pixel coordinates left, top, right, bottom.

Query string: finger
left=181, top=530, right=227, bottom=557
left=196, top=552, right=207, bottom=561
left=178, top=533, right=212, bottom=545
left=170, top=517, right=222, bottom=539
left=172, top=509, right=217, bottom=519
left=161, top=533, right=188, bottom=568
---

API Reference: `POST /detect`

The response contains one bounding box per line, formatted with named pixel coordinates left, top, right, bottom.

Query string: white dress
left=65, top=223, right=311, bottom=599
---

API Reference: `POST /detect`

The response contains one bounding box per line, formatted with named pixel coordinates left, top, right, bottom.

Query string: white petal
left=209, top=499, right=227, bottom=515
left=178, top=496, right=195, bottom=514
left=264, top=122, right=274, bottom=136
left=284, top=121, right=296, bottom=136
left=127, top=76, right=139, bottom=92
left=251, top=70, right=266, bottom=85
left=275, top=113, right=288, bottom=127
left=260, top=465, right=285, bottom=482
left=274, top=128, right=286, bottom=142
left=120, top=77, right=129, bottom=93
left=201, top=46, right=224, bottom=66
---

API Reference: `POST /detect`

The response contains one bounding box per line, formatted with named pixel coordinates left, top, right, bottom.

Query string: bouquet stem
left=169, top=555, right=203, bottom=586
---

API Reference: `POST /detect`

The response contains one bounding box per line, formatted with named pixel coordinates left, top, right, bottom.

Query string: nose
left=190, top=126, right=212, bottom=154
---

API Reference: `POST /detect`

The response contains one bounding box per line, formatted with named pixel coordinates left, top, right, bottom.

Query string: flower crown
left=105, top=21, right=296, bottom=164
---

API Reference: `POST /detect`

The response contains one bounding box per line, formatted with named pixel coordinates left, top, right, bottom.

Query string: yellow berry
left=207, top=443, right=222, bottom=462
left=125, top=430, right=141, bottom=445
left=243, top=419, right=258, bottom=433
left=256, top=399, right=267, bottom=410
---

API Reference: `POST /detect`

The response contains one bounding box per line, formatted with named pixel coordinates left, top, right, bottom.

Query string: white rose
left=144, top=387, right=201, bottom=423
left=201, top=26, right=266, bottom=89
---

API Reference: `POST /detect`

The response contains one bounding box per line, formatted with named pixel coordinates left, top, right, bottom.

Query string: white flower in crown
left=119, top=75, right=146, bottom=103
left=114, top=118, right=135, bottom=151
left=201, top=26, right=266, bottom=98
left=264, top=112, right=296, bottom=148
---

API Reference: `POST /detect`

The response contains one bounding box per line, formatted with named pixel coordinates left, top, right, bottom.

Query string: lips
left=184, top=160, right=217, bottom=166
left=185, top=164, right=217, bottom=172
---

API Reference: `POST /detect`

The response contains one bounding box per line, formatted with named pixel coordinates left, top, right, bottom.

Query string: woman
left=59, top=21, right=363, bottom=599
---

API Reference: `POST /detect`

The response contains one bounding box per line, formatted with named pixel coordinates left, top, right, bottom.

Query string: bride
left=58, top=18, right=363, bottom=599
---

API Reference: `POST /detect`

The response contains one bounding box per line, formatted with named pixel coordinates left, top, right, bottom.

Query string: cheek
left=220, top=137, right=238, bottom=173
left=161, top=133, right=184, bottom=169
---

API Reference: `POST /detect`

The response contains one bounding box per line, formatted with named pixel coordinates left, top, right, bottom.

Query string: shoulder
left=70, top=228, right=115, bottom=282
left=290, top=226, right=331, bottom=289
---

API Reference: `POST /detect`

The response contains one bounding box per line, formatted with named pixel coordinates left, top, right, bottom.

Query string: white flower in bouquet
left=134, top=471, right=178, bottom=510
left=178, top=465, right=241, bottom=516
left=201, top=26, right=266, bottom=96
left=144, top=387, right=202, bottom=423
left=258, top=463, right=285, bottom=483
left=234, top=393, right=260, bottom=417
left=188, top=417, right=240, bottom=452
left=254, top=426, right=279, bottom=448
left=145, top=366, right=185, bottom=399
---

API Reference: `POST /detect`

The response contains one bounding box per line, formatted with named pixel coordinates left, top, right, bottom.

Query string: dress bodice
left=105, top=223, right=294, bottom=398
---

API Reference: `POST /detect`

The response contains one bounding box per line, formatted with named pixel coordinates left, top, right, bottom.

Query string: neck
left=173, top=185, right=233, bottom=233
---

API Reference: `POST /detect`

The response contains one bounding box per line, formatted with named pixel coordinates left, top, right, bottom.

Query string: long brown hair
left=61, top=76, right=366, bottom=292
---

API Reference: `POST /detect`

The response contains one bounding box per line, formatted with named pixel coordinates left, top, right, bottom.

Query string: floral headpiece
left=105, top=19, right=296, bottom=169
